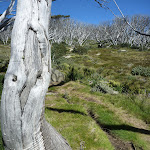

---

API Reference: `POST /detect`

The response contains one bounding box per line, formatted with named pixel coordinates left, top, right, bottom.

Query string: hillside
left=0, top=43, right=150, bottom=150
left=45, top=81, right=150, bottom=150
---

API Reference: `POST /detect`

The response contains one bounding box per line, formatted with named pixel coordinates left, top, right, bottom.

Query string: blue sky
left=0, top=0, right=150, bottom=24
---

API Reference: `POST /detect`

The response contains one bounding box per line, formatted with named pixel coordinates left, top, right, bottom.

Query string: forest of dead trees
left=1, top=14, right=150, bottom=50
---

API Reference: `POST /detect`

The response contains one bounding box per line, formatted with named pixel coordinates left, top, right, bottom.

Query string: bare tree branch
left=112, top=0, right=150, bottom=36
left=0, top=0, right=15, bottom=22
left=0, top=16, right=15, bottom=31
left=94, top=0, right=150, bottom=37
left=0, top=0, right=15, bottom=31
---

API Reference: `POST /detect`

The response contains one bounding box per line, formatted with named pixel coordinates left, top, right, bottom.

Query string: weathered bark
left=1, top=0, right=71, bottom=149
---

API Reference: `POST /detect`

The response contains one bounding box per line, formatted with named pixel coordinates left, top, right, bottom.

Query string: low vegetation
left=131, top=66, right=150, bottom=77
left=46, top=81, right=150, bottom=150
left=0, top=41, right=150, bottom=149
left=72, top=46, right=88, bottom=55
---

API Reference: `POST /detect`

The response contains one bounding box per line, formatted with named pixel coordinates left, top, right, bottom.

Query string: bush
left=83, top=68, right=95, bottom=76
left=91, top=81, right=118, bottom=94
left=109, top=80, right=122, bottom=92
left=130, top=45, right=139, bottom=49
left=131, top=66, right=150, bottom=77
left=0, top=60, right=9, bottom=72
left=88, top=73, right=118, bottom=94
left=72, top=46, right=88, bottom=55
left=121, top=82, right=142, bottom=94
left=138, top=46, right=148, bottom=51
left=120, top=43, right=131, bottom=48
left=66, top=66, right=84, bottom=81
left=88, top=73, right=104, bottom=86
left=65, top=66, right=95, bottom=81
left=51, top=42, right=68, bottom=60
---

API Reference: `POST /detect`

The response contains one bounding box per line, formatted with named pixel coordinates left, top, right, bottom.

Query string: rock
left=50, top=68, right=65, bottom=86
left=64, top=55, right=72, bottom=58
left=118, top=49, right=127, bottom=52
left=96, top=53, right=101, bottom=56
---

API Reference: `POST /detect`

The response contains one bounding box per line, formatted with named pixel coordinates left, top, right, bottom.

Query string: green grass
left=57, top=47, right=150, bottom=93
left=0, top=43, right=150, bottom=149
left=102, top=94, right=150, bottom=124
left=46, top=81, right=150, bottom=149
left=89, top=104, right=147, bottom=149
left=1, top=43, right=150, bottom=93
left=0, top=44, right=10, bottom=61
left=45, top=95, right=115, bottom=150
left=73, top=81, right=150, bottom=124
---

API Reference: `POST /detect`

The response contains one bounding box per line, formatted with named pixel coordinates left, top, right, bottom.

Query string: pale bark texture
left=1, top=0, right=72, bottom=149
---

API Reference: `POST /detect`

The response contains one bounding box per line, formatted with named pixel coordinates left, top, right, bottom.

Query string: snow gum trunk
left=1, top=0, right=71, bottom=149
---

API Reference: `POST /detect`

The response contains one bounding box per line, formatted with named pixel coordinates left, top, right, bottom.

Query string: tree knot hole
left=12, top=75, right=17, bottom=82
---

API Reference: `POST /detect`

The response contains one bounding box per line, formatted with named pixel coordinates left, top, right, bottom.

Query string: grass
left=0, top=44, right=10, bottom=61
left=102, top=94, right=150, bottom=124
left=52, top=45, right=150, bottom=96
left=46, top=81, right=150, bottom=150
left=1, top=43, right=150, bottom=93
left=45, top=101, right=114, bottom=150
left=71, top=81, right=150, bottom=124
left=0, top=43, right=150, bottom=149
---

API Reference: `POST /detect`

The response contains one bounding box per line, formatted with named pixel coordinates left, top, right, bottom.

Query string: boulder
left=50, top=68, right=65, bottom=86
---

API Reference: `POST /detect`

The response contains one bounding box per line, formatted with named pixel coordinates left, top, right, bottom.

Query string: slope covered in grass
left=0, top=43, right=150, bottom=149
left=54, top=45, right=150, bottom=95
left=46, top=81, right=150, bottom=150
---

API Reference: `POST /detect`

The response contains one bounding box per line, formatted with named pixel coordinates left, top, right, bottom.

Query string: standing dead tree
left=1, top=0, right=72, bottom=149
left=0, top=25, right=12, bottom=44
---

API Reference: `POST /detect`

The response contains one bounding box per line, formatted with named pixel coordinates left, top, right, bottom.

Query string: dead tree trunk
left=0, top=0, right=71, bottom=149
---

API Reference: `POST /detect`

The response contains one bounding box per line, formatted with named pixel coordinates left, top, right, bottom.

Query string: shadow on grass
left=101, top=124, right=150, bottom=135
left=46, top=107, right=87, bottom=116
left=88, top=110, right=150, bottom=135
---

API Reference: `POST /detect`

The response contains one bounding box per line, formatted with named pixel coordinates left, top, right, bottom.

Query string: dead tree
left=1, top=0, right=72, bottom=149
